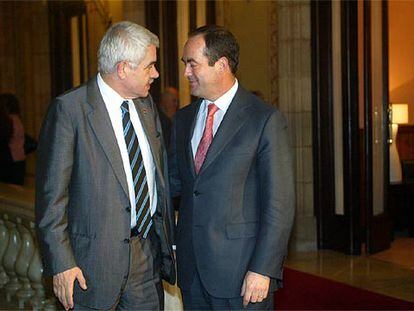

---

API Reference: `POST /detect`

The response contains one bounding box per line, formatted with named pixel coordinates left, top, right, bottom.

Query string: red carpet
left=275, top=268, right=414, bottom=310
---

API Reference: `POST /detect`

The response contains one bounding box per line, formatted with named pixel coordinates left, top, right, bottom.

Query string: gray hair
left=98, top=21, right=159, bottom=74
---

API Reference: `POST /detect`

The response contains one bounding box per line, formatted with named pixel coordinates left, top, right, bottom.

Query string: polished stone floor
left=372, top=238, right=414, bottom=270
left=285, top=238, right=414, bottom=303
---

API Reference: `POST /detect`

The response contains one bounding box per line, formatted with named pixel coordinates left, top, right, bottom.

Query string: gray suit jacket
left=169, top=85, right=295, bottom=298
left=35, top=76, right=176, bottom=309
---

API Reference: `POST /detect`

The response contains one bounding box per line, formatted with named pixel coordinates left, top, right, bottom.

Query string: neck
left=101, top=72, right=130, bottom=99
left=208, top=75, right=236, bottom=102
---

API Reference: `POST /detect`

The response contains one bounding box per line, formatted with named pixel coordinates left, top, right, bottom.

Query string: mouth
left=188, top=79, right=198, bottom=88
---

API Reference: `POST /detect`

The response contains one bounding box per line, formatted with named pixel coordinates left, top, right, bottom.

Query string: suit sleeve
left=249, top=109, right=295, bottom=280
left=168, top=114, right=182, bottom=198
left=35, top=98, right=77, bottom=276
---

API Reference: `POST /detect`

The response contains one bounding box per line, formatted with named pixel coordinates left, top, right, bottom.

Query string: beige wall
left=122, top=0, right=146, bottom=26
left=218, top=0, right=272, bottom=103
left=389, top=0, right=414, bottom=124
left=107, top=1, right=123, bottom=23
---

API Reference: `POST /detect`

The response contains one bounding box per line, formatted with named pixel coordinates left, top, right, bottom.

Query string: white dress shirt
left=191, top=79, right=238, bottom=158
left=97, top=73, right=157, bottom=228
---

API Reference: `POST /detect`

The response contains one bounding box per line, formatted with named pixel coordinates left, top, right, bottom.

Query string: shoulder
left=56, top=83, right=88, bottom=106
left=235, top=85, right=288, bottom=132
left=237, top=85, right=278, bottom=116
left=174, top=99, right=201, bottom=120
left=48, top=81, right=91, bottom=116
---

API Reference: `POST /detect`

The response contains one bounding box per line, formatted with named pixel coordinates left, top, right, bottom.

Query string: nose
left=184, top=64, right=192, bottom=78
left=151, top=66, right=159, bottom=79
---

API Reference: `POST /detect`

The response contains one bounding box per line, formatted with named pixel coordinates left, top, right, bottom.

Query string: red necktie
left=194, top=103, right=219, bottom=174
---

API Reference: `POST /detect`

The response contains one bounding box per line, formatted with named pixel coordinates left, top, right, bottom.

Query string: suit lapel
left=184, top=100, right=202, bottom=179
left=198, top=86, right=253, bottom=175
left=86, top=77, right=129, bottom=196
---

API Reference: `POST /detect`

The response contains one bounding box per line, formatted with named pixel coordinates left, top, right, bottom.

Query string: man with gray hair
left=36, top=21, right=175, bottom=310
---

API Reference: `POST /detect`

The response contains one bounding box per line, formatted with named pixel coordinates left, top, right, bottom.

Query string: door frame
left=312, top=0, right=391, bottom=255
left=312, top=0, right=361, bottom=255
left=49, top=1, right=88, bottom=97
left=364, top=0, right=392, bottom=254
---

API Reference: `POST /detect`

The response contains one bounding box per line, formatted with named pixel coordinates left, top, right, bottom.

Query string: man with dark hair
left=169, top=25, right=295, bottom=310
left=36, top=21, right=175, bottom=310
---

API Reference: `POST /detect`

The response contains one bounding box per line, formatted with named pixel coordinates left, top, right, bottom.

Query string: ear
left=216, top=56, right=229, bottom=72
left=116, top=61, right=128, bottom=79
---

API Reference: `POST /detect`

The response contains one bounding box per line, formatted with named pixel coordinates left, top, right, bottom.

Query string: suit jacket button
left=126, top=206, right=131, bottom=213
left=194, top=191, right=200, bottom=197
left=124, top=238, right=130, bottom=244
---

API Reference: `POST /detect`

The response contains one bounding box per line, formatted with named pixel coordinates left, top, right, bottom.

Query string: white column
left=177, top=0, right=191, bottom=107
left=278, top=0, right=316, bottom=251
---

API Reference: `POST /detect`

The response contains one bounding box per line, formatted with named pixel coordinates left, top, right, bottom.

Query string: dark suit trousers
left=181, top=272, right=274, bottom=311
left=75, top=229, right=164, bottom=311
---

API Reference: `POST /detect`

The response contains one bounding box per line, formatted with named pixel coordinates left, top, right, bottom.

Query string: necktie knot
left=207, top=103, right=219, bottom=117
left=121, top=101, right=129, bottom=114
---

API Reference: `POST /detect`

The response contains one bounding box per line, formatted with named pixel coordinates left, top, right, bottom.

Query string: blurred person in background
left=0, top=102, right=13, bottom=183
left=157, top=86, right=179, bottom=148
left=159, top=86, right=179, bottom=120
left=0, top=93, right=26, bottom=185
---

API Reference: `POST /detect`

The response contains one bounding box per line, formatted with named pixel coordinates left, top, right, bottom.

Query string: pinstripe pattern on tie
left=121, top=101, right=152, bottom=238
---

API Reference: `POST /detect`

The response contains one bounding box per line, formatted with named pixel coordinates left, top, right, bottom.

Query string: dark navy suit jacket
left=169, top=85, right=295, bottom=298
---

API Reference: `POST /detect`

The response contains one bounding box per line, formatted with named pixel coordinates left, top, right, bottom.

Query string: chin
left=190, top=89, right=200, bottom=97
left=138, top=91, right=149, bottom=98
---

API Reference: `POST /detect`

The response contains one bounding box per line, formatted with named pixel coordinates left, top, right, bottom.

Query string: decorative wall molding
left=270, top=1, right=278, bottom=107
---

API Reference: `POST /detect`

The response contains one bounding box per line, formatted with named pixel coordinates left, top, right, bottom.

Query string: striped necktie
left=121, top=101, right=152, bottom=238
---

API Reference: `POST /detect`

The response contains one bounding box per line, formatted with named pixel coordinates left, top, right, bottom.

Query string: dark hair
left=189, top=25, right=239, bottom=74
left=0, top=93, right=20, bottom=115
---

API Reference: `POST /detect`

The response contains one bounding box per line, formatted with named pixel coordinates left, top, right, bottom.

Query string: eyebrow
left=181, top=57, right=197, bottom=64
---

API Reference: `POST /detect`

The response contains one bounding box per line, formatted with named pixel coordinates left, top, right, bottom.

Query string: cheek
left=137, top=75, right=147, bottom=86
left=193, top=70, right=202, bottom=81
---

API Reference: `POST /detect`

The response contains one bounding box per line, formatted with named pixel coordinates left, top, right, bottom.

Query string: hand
left=53, top=266, right=87, bottom=310
left=240, top=271, right=270, bottom=307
